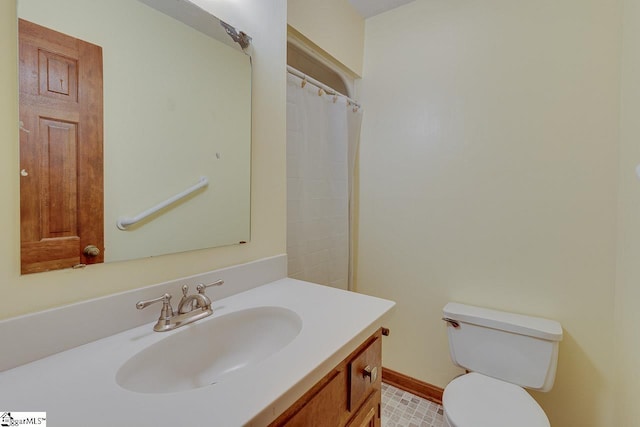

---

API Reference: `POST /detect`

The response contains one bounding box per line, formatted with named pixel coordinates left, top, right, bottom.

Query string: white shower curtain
left=286, top=73, right=362, bottom=290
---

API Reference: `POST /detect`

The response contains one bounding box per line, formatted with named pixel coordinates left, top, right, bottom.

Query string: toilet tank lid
left=443, top=303, right=563, bottom=341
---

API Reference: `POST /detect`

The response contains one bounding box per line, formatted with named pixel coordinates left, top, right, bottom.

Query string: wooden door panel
left=39, top=118, right=78, bottom=238
left=39, top=50, right=78, bottom=100
left=21, top=237, right=80, bottom=274
left=19, top=114, right=39, bottom=244
left=19, top=19, right=104, bottom=274
left=76, top=36, right=105, bottom=265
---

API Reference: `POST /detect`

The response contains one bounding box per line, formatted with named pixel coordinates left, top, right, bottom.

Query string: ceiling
left=347, top=0, right=416, bottom=18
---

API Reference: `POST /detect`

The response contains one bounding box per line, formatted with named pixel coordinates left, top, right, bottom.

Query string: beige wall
left=0, top=0, right=286, bottom=319
left=616, top=0, right=640, bottom=424
left=288, top=0, right=364, bottom=76
left=357, top=1, right=620, bottom=426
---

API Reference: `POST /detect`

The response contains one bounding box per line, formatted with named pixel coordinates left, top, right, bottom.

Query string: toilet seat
left=443, top=372, right=550, bottom=427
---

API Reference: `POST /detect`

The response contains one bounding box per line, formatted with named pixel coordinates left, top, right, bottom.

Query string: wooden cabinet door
left=277, top=369, right=348, bottom=426
left=347, top=392, right=380, bottom=427
left=19, top=19, right=104, bottom=274
left=271, top=331, right=383, bottom=427
left=349, top=336, right=381, bottom=412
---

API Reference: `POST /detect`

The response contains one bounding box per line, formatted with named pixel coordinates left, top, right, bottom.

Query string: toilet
left=441, top=302, right=563, bottom=427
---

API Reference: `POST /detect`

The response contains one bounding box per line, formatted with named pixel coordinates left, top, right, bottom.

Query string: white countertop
left=0, top=278, right=394, bottom=426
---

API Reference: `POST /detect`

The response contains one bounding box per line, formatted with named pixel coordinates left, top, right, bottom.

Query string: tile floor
left=381, top=382, right=444, bottom=427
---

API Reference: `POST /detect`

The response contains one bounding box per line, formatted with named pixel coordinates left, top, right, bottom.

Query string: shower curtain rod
left=287, top=65, right=361, bottom=109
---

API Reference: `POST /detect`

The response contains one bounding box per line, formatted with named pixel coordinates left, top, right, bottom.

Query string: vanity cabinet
left=269, top=329, right=382, bottom=427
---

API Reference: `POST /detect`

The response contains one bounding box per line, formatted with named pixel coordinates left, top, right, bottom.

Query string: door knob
left=83, top=245, right=100, bottom=257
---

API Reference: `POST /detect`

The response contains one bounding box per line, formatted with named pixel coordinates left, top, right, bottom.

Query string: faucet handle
left=196, top=279, right=224, bottom=294
left=136, top=293, right=174, bottom=319
left=136, top=293, right=171, bottom=309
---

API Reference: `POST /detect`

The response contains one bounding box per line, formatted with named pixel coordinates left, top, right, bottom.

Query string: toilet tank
left=443, top=302, right=563, bottom=392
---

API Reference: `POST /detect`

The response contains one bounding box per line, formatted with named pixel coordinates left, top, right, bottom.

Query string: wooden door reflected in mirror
left=19, top=19, right=104, bottom=274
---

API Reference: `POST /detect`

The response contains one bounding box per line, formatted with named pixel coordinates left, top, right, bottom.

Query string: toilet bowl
left=443, top=373, right=549, bottom=427
left=442, top=303, right=562, bottom=427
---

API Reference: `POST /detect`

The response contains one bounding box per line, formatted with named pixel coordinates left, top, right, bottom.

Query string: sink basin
left=116, top=306, right=302, bottom=393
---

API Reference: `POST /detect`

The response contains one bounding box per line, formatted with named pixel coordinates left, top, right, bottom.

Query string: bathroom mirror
left=18, top=0, right=252, bottom=273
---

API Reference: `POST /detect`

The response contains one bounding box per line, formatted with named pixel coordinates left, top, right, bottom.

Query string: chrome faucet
left=177, top=284, right=211, bottom=314
left=136, top=280, right=224, bottom=332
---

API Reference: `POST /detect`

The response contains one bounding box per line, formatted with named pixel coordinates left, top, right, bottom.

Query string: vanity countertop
left=0, top=278, right=394, bottom=426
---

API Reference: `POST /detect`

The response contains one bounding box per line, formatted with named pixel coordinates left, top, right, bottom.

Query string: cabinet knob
left=363, top=365, right=378, bottom=383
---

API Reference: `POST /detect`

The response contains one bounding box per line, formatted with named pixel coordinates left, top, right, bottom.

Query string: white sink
left=0, top=278, right=395, bottom=426
left=116, top=306, right=302, bottom=393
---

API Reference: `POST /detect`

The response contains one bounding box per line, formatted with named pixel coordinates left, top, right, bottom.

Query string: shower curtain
left=286, top=73, right=363, bottom=290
